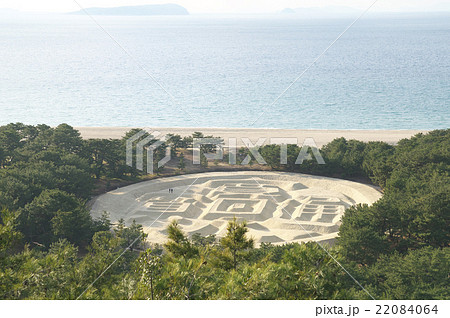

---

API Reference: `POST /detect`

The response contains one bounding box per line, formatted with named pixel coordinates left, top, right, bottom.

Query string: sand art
left=90, top=171, right=382, bottom=245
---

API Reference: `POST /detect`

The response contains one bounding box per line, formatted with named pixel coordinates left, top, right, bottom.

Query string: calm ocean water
left=0, top=14, right=449, bottom=129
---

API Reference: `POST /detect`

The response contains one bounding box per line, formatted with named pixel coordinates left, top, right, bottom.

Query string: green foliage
left=0, top=124, right=448, bottom=300
left=214, top=242, right=356, bottom=300
left=321, top=138, right=367, bottom=177
left=19, top=189, right=93, bottom=247
left=51, top=124, right=83, bottom=154
left=121, top=129, right=169, bottom=175
left=219, top=217, right=254, bottom=270
left=1, top=219, right=147, bottom=300
left=0, top=124, right=21, bottom=160
left=259, top=144, right=281, bottom=169
left=114, top=219, right=148, bottom=250
left=361, top=142, right=394, bottom=187
left=0, top=209, right=22, bottom=256
left=339, top=130, right=449, bottom=263
left=191, top=232, right=216, bottom=247
left=84, top=139, right=111, bottom=178
left=177, top=153, right=186, bottom=171
left=338, top=204, right=389, bottom=265
left=136, top=222, right=361, bottom=300
left=166, top=133, right=183, bottom=149
left=164, top=220, right=199, bottom=259
left=135, top=249, right=162, bottom=300
left=199, top=151, right=208, bottom=168
left=362, top=247, right=449, bottom=299
left=21, top=239, right=80, bottom=299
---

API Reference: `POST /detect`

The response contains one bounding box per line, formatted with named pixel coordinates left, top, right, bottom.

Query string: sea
left=1, top=13, right=449, bottom=129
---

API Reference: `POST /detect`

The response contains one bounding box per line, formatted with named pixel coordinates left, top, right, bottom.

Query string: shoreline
left=76, top=127, right=428, bottom=148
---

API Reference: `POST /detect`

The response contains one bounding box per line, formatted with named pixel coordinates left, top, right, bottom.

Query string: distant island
left=70, top=4, right=189, bottom=16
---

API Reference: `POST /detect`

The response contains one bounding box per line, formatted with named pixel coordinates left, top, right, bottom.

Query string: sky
left=1, top=0, right=449, bottom=14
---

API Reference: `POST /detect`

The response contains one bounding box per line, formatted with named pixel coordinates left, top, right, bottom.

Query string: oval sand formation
left=90, top=171, right=382, bottom=245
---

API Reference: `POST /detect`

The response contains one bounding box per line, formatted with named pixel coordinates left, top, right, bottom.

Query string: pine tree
left=220, top=217, right=254, bottom=270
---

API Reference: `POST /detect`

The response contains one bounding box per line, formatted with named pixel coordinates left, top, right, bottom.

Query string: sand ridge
left=90, top=171, right=382, bottom=245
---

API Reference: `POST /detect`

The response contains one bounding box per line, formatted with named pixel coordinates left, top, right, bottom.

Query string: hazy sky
left=2, top=0, right=449, bottom=14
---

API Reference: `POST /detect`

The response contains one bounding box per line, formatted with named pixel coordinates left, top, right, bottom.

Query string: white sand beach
left=77, top=127, right=427, bottom=147
left=90, top=171, right=382, bottom=245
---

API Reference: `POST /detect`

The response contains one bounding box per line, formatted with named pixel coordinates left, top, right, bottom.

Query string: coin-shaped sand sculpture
left=90, top=171, right=382, bottom=245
